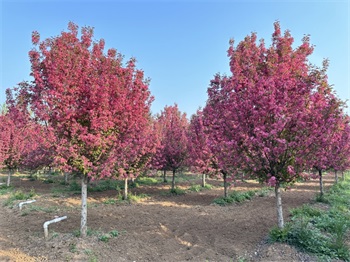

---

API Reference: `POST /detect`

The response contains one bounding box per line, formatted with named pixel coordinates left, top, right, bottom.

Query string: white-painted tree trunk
left=335, top=170, right=338, bottom=184
left=80, top=176, right=88, bottom=237
left=223, top=173, right=228, bottom=198
left=319, top=169, right=324, bottom=197
left=7, top=169, right=12, bottom=187
left=123, top=178, right=128, bottom=200
left=275, top=184, right=284, bottom=229
left=171, top=170, right=176, bottom=191
left=202, top=173, right=206, bottom=187
left=64, top=172, right=69, bottom=184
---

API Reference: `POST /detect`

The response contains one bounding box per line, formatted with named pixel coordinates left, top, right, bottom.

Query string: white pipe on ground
left=19, top=200, right=36, bottom=210
left=43, top=216, right=67, bottom=238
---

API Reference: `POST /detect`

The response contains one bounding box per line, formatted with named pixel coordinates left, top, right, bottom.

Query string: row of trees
left=1, top=22, right=349, bottom=235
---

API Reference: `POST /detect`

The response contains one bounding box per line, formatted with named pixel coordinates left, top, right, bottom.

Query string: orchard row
left=1, top=22, right=349, bottom=236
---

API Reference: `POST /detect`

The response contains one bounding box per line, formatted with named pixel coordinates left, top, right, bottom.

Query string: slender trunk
left=171, top=169, right=176, bottom=191
left=123, top=178, right=128, bottom=200
left=223, top=173, right=228, bottom=198
left=275, top=183, right=284, bottom=229
left=342, top=171, right=345, bottom=181
left=64, top=172, right=69, bottom=184
left=319, top=169, right=324, bottom=197
left=80, top=176, right=88, bottom=237
left=163, top=170, right=167, bottom=183
left=201, top=173, right=206, bottom=187
left=335, top=170, right=338, bottom=184
left=7, top=169, right=12, bottom=187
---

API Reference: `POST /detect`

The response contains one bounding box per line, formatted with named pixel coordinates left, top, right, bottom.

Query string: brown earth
left=0, top=172, right=339, bottom=262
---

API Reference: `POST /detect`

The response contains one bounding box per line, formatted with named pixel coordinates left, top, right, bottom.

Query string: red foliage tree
left=1, top=87, right=39, bottom=186
left=187, top=109, right=215, bottom=187
left=152, top=105, right=188, bottom=190
left=306, top=82, right=345, bottom=195
left=105, top=116, right=159, bottom=200
left=27, top=23, right=153, bottom=236
left=204, top=22, right=335, bottom=228
left=330, top=116, right=350, bottom=181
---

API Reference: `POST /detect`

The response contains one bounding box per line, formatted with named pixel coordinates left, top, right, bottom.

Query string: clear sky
left=1, top=0, right=349, bottom=117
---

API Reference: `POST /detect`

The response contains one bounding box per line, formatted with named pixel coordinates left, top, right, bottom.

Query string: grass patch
left=127, top=193, right=149, bottom=202
left=26, top=204, right=58, bottom=213
left=73, top=228, right=121, bottom=243
left=269, top=175, right=350, bottom=261
left=0, top=184, right=13, bottom=195
left=3, top=188, right=36, bottom=207
left=188, top=183, right=213, bottom=192
left=169, top=187, right=186, bottom=195
left=256, top=187, right=273, bottom=197
left=213, top=190, right=256, bottom=206
left=136, top=176, right=161, bottom=186
left=175, top=173, right=198, bottom=183
left=103, top=198, right=117, bottom=205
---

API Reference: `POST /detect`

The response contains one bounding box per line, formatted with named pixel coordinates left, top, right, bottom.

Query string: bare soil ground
left=0, top=172, right=337, bottom=262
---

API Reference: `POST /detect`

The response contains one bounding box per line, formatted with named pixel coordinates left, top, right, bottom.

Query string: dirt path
left=0, top=173, right=335, bottom=261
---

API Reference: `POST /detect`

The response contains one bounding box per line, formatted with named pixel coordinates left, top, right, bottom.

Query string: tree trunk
left=319, top=169, right=324, bottom=197
left=80, top=176, right=88, bottom=237
left=64, top=172, right=69, bottom=184
left=342, top=171, right=345, bottom=181
left=201, top=173, right=206, bottom=187
left=171, top=170, right=176, bottom=191
left=7, top=169, right=12, bottom=187
left=223, top=173, right=228, bottom=198
left=275, top=183, right=284, bottom=229
left=123, top=178, right=128, bottom=200
left=335, top=170, right=338, bottom=184
left=163, top=170, right=167, bottom=183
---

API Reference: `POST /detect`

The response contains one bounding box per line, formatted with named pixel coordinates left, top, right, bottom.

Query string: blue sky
left=1, top=0, right=349, bottom=116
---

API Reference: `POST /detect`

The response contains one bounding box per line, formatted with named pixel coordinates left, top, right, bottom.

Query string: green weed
left=136, top=176, right=160, bottom=185
left=128, top=193, right=149, bottom=202
left=213, top=190, right=255, bottom=206
left=169, top=187, right=186, bottom=195
left=4, top=188, right=36, bottom=207
left=188, top=184, right=202, bottom=192
left=0, top=185, right=13, bottom=195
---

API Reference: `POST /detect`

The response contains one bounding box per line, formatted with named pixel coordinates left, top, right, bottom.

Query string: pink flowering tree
left=105, top=117, right=159, bottom=200
left=330, top=116, right=350, bottom=181
left=306, top=85, right=345, bottom=195
left=204, top=22, right=335, bottom=228
left=203, top=76, right=242, bottom=198
left=187, top=109, right=215, bottom=187
left=0, top=114, right=10, bottom=170
left=1, top=87, right=37, bottom=186
left=6, top=82, right=57, bottom=174
left=152, top=105, right=188, bottom=191
left=27, top=23, right=153, bottom=236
